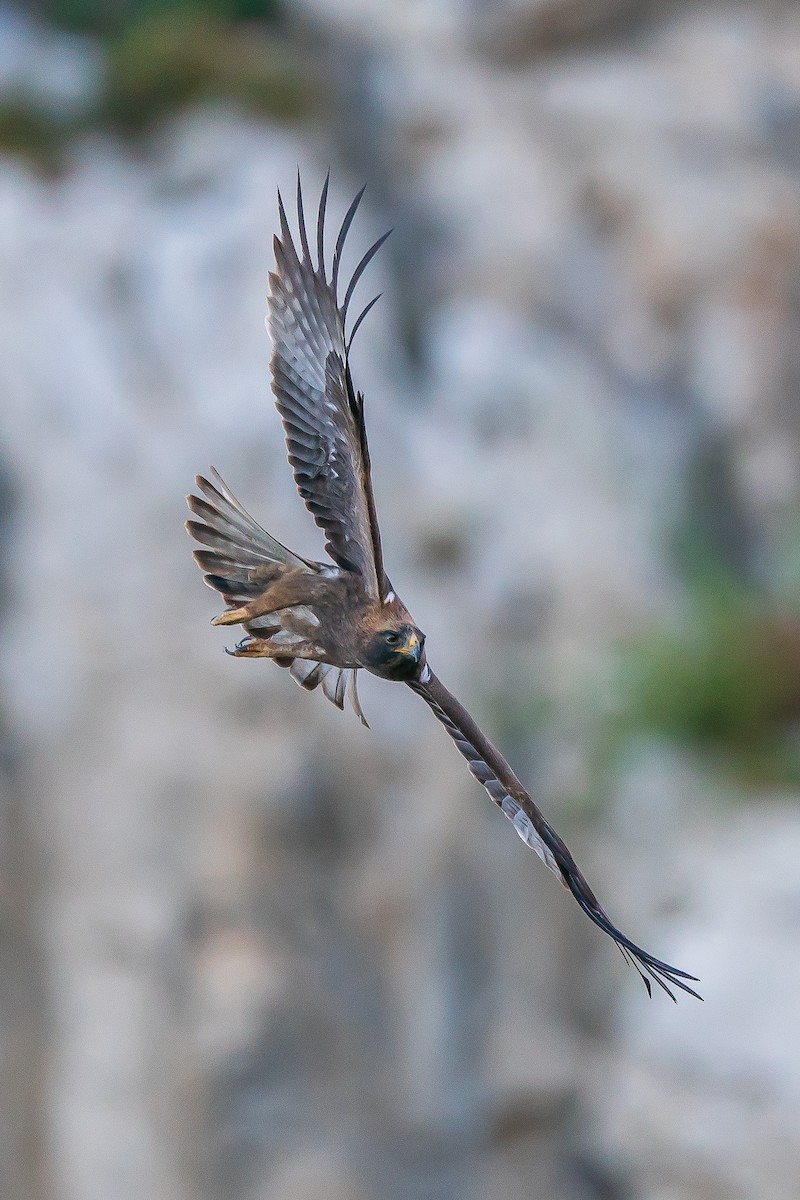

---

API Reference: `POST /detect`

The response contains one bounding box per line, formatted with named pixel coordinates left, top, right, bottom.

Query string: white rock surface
left=591, top=798, right=800, bottom=1200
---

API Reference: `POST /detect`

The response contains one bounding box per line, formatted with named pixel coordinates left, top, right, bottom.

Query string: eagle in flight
left=187, top=176, right=700, bottom=1001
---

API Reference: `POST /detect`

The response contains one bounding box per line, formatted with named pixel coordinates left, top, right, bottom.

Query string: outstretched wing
left=408, top=669, right=701, bottom=1001
left=268, top=175, right=390, bottom=600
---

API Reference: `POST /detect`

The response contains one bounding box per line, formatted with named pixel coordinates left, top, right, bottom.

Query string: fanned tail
left=186, top=468, right=311, bottom=603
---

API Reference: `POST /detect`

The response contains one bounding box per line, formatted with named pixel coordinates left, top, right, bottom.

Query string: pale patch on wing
left=270, top=629, right=306, bottom=648
left=283, top=604, right=320, bottom=629
left=411, top=682, right=563, bottom=882
left=246, top=605, right=319, bottom=642
left=510, top=803, right=559, bottom=871
left=470, top=754, right=560, bottom=874
left=245, top=615, right=282, bottom=634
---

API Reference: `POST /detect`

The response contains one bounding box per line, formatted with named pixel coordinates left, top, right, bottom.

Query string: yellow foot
left=212, top=605, right=250, bottom=626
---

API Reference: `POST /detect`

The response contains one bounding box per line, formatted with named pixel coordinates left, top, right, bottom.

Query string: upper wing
left=268, top=175, right=390, bottom=600
left=408, top=668, right=701, bottom=1001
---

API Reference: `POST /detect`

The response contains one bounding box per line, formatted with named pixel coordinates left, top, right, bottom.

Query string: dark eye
left=383, top=630, right=401, bottom=646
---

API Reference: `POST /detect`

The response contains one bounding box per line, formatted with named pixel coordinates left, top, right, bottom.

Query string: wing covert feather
left=408, top=669, right=701, bottom=1001
left=268, top=177, right=388, bottom=598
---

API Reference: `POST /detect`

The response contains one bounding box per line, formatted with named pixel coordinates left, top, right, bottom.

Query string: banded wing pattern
left=409, top=670, right=701, bottom=1001
left=268, top=176, right=390, bottom=600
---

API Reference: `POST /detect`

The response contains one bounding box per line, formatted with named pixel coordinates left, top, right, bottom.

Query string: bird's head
left=363, top=621, right=426, bottom=681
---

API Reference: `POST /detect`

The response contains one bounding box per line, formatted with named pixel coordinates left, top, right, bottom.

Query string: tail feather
left=195, top=470, right=307, bottom=567
left=202, top=575, right=243, bottom=601
left=186, top=470, right=310, bottom=602
left=289, top=659, right=368, bottom=724
left=187, top=471, right=307, bottom=564
left=192, top=552, right=269, bottom=594
left=186, top=518, right=277, bottom=568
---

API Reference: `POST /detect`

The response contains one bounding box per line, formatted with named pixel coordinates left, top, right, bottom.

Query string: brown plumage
left=187, top=176, right=701, bottom=1001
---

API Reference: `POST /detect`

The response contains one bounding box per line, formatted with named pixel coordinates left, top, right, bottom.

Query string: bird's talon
left=223, top=636, right=257, bottom=657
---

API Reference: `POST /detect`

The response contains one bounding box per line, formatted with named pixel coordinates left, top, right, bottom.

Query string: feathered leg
left=209, top=568, right=325, bottom=627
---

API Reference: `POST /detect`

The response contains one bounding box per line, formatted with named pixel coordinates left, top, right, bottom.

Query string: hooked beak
left=396, top=633, right=421, bottom=662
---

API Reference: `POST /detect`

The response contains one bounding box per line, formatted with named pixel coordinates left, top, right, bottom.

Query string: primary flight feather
left=187, top=175, right=701, bottom=1002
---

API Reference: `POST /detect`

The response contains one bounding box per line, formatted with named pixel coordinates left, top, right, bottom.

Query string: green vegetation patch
left=41, top=0, right=280, bottom=37
left=0, top=2, right=317, bottom=170
left=102, top=9, right=316, bottom=133
left=617, top=578, right=800, bottom=786
left=0, top=99, right=71, bottom=173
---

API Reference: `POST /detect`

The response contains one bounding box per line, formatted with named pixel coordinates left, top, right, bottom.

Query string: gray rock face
left=471, top=0, right=643, bottom=58
left=591, top=788, right=800, bottom=1200
left=0, top=5, right=102, bottom=115
left=1, top=3, right=799, bottom=1199
left=314, top=0, right=800, bottom=588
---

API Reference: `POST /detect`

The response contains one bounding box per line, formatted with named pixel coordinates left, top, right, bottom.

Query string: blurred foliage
left=0, top=2, right=317, bottom=167
left=485, top=680, right=553, bottom=762
left=101, top=9, right=315, bottom=132
left=769, top=511, right=800, bottom=604
left=39, top=0, right=279, bottom=36
left=616, top=571, right=800, bottom=786
left=673, top=431, right=756, bottom=588
left=0, top=99, right=69, bottom=173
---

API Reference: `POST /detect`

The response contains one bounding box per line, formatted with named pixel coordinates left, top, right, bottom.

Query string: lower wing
left=407, top=668, right=701, bottom=1001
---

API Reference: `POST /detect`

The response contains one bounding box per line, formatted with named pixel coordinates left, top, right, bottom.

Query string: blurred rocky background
left=0, top=0, right=799, bottom=1197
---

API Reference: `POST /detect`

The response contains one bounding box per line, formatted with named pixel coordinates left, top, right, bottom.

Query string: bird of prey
left=186, top=176, right=700, bottom=1001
